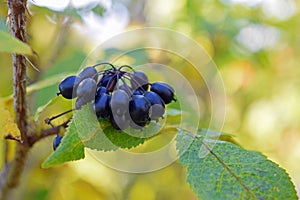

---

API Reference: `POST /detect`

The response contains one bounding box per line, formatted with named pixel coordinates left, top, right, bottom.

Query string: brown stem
left=0, top=0, right=29, bottom=199
left=27, top=120, right=70, bottom=146
left=9, top=0, right=28, bottom=144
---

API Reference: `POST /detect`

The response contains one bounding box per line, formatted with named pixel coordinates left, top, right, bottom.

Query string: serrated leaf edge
left=176, top=129, right=298, bottom=200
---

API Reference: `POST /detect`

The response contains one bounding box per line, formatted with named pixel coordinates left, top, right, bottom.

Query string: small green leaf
left=176, top=129, right=298, bottom=200
left=42, top=121, right=84, bottom=168
left=0, top=30, right=34, bottom=55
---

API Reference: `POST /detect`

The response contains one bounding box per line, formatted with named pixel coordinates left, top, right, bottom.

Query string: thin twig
left=27, top=120, right=70, bottom=146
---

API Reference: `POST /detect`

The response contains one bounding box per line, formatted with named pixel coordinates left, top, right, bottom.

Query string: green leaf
left=41, top=103, right=162, bottom=168
left=72, top=104, right=117, bottom=151
left=41, top=121, right=85, bottom=168
left=176, top=129, right=298, bottom=200
left=198, top=129, right=237, bottom=145
left=73, top=104, right=147, bottom=150
left=0, top=30, right=34, bottom=55
left=103, top=126, right=145, bottom=149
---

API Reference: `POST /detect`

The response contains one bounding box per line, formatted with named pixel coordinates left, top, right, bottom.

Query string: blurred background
left=1, top=0, right=300, bottom=199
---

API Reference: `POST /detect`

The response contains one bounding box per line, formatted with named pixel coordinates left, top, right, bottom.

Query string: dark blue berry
left=53, top=135, right=62, bottom=150
left=130, top=71, right=149, bottom=90
left=110, top=89, right=129, bottom=116
left=58, top=75, right=78, bottom=99
left=95, top=86, right=107, bottom=98
left=98, top=73, right=114, bottom=87
left=144, top=91, right=165, bottom=120
left=94, top=93, right=111, bottom=118
left=133, top=88, right=145, bottom=95
left=75, top=98, right=84, bottom=109
left=150, top=82, right=176, bottom=104
left=119, top=84, right=132, bottom=96
left=55, top=63, right=176, bottom=131
left=76, top=78, right=97, bottom=102
left=78, top=66, right=98, bottom=82
left=129, top=95, right=151, bottom=124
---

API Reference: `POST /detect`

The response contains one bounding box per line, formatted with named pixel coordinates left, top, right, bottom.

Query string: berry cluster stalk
left=0, top=0, right=29, bottom=199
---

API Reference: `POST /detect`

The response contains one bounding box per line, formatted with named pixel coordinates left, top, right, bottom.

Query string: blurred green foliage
left=0, top=0, right=300, bottom=199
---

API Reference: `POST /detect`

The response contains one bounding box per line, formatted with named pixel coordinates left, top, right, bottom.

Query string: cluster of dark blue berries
left=51, top=63, right=176, bottom=150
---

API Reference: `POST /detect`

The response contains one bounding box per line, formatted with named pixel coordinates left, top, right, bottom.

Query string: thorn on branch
left=4, top=133, right=22, bottom=143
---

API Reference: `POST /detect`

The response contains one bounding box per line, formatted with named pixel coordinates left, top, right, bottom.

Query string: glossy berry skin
left=58, top=75, right=78, bottom=99
left=94, top=93, right=111, bottom=118
left=78, top=66, right=98, bottom=82
left=150, top=82, right=175, bottom=104
left=144, top=91, right=165, bottom=120
left=119, top=84, right=132, bottom=96
left=95, top=86, right=107, bottom=98
left=129, top=95, right=151, bottom=124
left=110, top=89, right=129, bottom=116
left=53, top=135, right=62, bottom=150
left=75, top=98, right=83, bottom=109
left=133, top=88, right=145, bottom=95
left=130, top=71, right=149, bottom=90
left=76, top=78, right=97, bottom=102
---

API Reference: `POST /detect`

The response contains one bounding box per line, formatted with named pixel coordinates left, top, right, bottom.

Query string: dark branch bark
left=0, top=0, right=29, bottom=199
left=8, top=0, right=28, bottom=144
